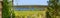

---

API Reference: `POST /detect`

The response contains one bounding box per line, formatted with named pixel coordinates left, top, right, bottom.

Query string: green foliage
left=12, top=11, right=15, bottom=18
left=2, top=0, right=15, bottom=18
left=46, top=0, right=60, bottom=18
left=2, top=0, right=10, bottom=18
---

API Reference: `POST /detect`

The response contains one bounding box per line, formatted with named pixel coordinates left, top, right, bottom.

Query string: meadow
left=14, top=11, right=46, bottom=18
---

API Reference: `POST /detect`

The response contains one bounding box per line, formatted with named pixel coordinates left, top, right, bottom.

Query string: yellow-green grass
left=14, top=11, right=46, bottom=16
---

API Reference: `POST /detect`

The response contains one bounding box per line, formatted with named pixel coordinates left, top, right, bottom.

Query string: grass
left=13, top=8, right=47, bottom=18
left=14, top=11, right=46, bottom=16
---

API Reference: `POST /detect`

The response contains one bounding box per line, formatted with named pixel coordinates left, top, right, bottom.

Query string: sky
left=13, top=0, right=49, bottom=5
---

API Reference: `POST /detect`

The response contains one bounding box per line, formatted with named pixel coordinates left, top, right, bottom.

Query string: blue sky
left=13, top=0, right=49, bottom=5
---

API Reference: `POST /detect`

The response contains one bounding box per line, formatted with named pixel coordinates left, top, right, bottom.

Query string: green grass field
left=13, top=8, right=47, bottom=18
left=14, top=11, right=46, bottom=16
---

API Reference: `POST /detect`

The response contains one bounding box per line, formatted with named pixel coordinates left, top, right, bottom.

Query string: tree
left=46, top=0, right=60, bottom=18
left=2, top=0, right=15, bottom=18
left=2, top=0, right=10, bottom=18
